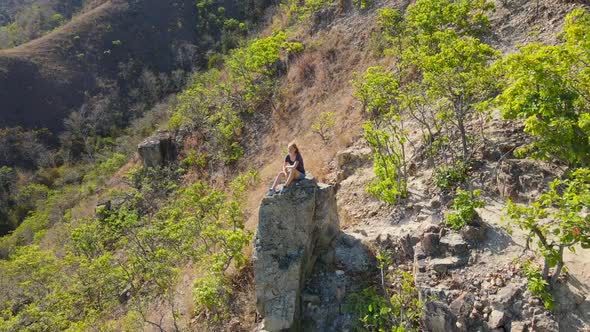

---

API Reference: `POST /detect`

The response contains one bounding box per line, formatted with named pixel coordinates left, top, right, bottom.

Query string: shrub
left=434, top=161, right=468, bottom=191
left=193, top=273, right=231, bottom=323
left=445, top=189, right=484, bottom=231
left=311, top=111, right=336, bottom=143
left=522, top=261, right=555, bottom=311
left=345, top=270, right=423, bottom=331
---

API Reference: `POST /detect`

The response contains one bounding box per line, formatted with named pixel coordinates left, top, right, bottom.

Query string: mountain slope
left=0, top=0, right=200, bottom=132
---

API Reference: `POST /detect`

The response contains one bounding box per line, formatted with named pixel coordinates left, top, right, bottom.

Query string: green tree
left=496, top=8, right=590, bottom=167
left=354, top=67, right=408, bottom=205
left=417, top=30, right=500, bottom=160
left=505, top=168, right=590, bottom=286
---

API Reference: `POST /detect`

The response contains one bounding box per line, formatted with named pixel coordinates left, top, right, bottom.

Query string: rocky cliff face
left=253, top=179, right=340, bottom=331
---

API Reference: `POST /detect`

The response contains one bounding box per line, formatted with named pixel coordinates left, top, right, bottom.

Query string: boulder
left=430, top=256, right=468, bottom=274
left=488, top=310, right=507, bottom=329
left=253, top=179, right=340, bottom=331
left=450, top=292, right=475, bottom=318
left=334, top=233, right=375, bottom=274
left=422, top=301, right=459, bottom=332
left=137, top=131, right=176, bottom=167
left=421, top=232, right=441, bottom=256
left=440, top=233, right=468, bottom=255
left=460, top=224, right=487, bottom=245
left=490, top=284, right=521, bottom=310
left=510, top=321, right=527, bottom=332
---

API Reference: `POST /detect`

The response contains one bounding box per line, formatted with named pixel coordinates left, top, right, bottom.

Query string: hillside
left=0, top=0, right=589, bottom=331
left=0, top=0, right=199, bottom=132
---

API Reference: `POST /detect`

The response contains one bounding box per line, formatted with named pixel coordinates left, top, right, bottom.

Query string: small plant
left=353, top=0, right=374, bottom=10
left=345, top=270, right=423, bottom=331
left=181, top=150, right=207, bottom=169
left=434, top=161, right=468, bottom=191
left=193, top=273, right=231, bottom=323
left=445, top=189, right=484, bottom=231
left=311, top=111, right=336, bottom=143
left=522, top=261, right=555, bottom=311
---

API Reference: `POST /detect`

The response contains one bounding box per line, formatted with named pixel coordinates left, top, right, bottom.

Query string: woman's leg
left=284, top=169, right=300, bottom=187
left=271, top=171, right=286, bottom=191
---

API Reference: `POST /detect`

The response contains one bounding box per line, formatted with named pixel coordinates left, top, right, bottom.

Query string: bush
left=345, top=270, right=423, bottom=331
left=193, top=273, right=231, bottom=323
left=522, top=261, right=555, bottom=310
left=444, top=189, right=484, bottom=231
left=311, top=111, right=336, bottom=143
left=434, top=161, right=468, bottom=191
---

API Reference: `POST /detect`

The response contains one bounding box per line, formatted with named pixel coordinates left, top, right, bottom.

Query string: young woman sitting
left=267, top=142, right=305, bottom=195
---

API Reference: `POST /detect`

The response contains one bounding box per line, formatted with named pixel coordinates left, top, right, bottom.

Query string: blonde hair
left=288, top=142, right=300, bottom=154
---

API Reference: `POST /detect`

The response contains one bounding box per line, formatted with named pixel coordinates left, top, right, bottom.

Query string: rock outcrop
left=253, top=178, right=340, bottom=332
left=137, top=131, right=177, bottom=167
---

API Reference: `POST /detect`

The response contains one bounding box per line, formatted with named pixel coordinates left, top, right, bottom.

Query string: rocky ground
left=315, top=117, right=590, bottom=332
left=247, top=1, right=590, bottom=331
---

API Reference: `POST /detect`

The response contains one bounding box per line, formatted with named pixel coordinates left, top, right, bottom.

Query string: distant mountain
left=0, top=0, right=262, bottom=133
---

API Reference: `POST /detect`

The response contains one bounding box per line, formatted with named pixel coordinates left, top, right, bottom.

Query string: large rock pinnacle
left=253, top=178, right=340, bottom=331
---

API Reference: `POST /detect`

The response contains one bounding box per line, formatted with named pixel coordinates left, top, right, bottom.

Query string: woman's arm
left=286, top=160, right=299, bottom=170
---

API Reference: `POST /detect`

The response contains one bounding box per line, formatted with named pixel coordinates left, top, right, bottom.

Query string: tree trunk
left=458, top=118, right=468, bottom=161
left=542, top=257, right=550, bottom=280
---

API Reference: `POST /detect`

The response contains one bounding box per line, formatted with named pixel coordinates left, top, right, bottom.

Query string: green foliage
left=170, top=31, right=301, bottom=163
left=345, top=270, right=423, bottom=332
left=522, top=261, right=555, bottom=311
left=182, top=150, right=208, bottom=169
left=0, top=0, right=84, bottom=49
left=287, top=0, right=334, bottom=22
left=365, top=121, right=408, bottom=205
left=311, top=111, right=336, bottom=142
left=434, top=161, right=468, bottom=191
left=227, top=30, right=302, bottom=111
left=505, top=168, right=590, bottom=285
left=405, top=0, right=493, bottom=38
left=353, top=0, right=374, bottom=10
left=354, top=67, right=408, bottom=205
left=496, top=8, right=590, bottom=167
left=445, top=189, right=484, bottom=231
left=193, top=273, right=231, bottom=323
left=416, top=30, right=500, bottom=159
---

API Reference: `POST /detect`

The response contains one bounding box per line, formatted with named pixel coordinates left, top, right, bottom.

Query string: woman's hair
left=288, top=142, right=300, bottom=154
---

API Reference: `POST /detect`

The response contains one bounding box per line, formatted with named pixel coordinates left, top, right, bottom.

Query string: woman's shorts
left=297, top=172, right=306, bottom=180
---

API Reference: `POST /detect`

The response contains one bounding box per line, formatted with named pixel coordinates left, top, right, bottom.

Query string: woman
left=267, top=142, right=305, bottom=195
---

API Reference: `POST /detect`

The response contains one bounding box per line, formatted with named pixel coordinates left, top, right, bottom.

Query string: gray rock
left=253, top=180, right=339, bottom=331
left=509, top=321, right=527, bottom=332
left=334, top=233, right=375, bottom=274
left=488, top=310, right=507, bottom=329
left=422, top=223, right=441, bottom=234
left=137, top=131, right=176, bottom=167
left=460, top=225, right=487, bottom=244
left=422, top=301, right=459, bottom=332
left=532, top=316, right=558, bottom=332
left=450, top=292, right=475, bottom=317
left=430, top=256, right=467, bottom=274
left=421, top=232, right=441, bottom=256
left=490, top=284, right=521, bottom=310
left=430, top=197, right=442, bottom=209
left=440, top=233, right=468, bottom=255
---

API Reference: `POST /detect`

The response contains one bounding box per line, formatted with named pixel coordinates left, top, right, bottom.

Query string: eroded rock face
left=253, top=179, right=339, bottom=331
left=137, top=131, right=176, bottom=167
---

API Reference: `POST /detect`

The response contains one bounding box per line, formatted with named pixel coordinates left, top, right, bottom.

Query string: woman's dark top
left=285, top=153, right=305, bottom=174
